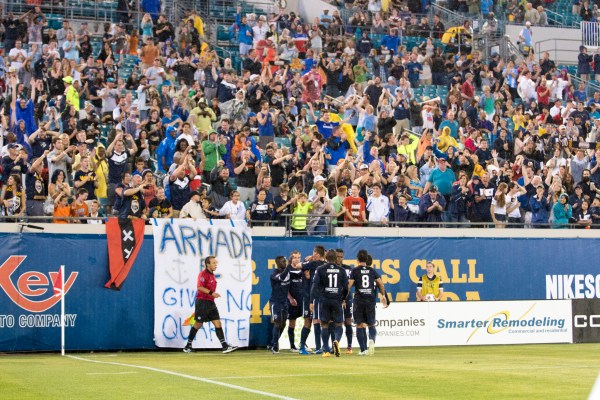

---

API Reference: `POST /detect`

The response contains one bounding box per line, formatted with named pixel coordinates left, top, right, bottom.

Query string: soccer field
left=1, top=344, right=599, bottom=400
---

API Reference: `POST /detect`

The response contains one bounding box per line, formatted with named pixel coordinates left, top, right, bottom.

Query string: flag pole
left=60, top=265, right=65, bottom=356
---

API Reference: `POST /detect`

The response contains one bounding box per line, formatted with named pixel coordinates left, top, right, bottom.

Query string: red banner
left=105, top=218, right=145, bottom=290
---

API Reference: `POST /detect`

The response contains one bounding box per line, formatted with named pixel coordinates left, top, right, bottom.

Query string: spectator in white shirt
left=219, top=190, right=247, bottom=221
left=366, top=183, right=390, bottom=224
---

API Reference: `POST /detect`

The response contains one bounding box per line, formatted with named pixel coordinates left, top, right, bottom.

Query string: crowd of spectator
left=0, top=2, right=599, bottom=231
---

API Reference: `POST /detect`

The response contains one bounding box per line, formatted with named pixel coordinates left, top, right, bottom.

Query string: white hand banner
left=153, top=219, right=252, bottom=349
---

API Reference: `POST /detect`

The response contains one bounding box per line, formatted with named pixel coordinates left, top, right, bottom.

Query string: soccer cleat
left=298, top=347, right=311, bottom=355
left=271, top=348, right=280, bottom=354
left=322, top=351, right=331, bottom=358
left=368, top=339, right=375, bottom=356
left=346, top=347, right=353, bottom=355
left=223, top=345, right=238, bottom=354
left=313, top=348, right=323, bottom=355
left=290, top=346, right=299, bottom=353
left=332, top=340, right=340, bottom=357
left=266, top=345, right=273, bottom=351
left=357, top=350, right=367, bottom=356
left=182, top=345, right=192, bottom=353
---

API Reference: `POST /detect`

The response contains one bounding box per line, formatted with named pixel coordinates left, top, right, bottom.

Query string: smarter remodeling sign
left=374, top=300, right=573, bottom=347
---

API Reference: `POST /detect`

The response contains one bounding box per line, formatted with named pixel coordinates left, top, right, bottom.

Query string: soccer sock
left=320, top=326, right=330, bottom=351
left=329, top=324, right=335, bottom=344
left=357, top=327, right=367, bottom=352
left=272, top=326, right=281, bottom=349
left=288, top=327, right=296, bottom=348
left=215, top=327, right=227, bottom=349
left=368, top=326, right=377, bottom=343
left=187, top=326, right=198, bottom=346
left=300, top=326, right=310, bottom=348
left=345, top=324, right=353, bottom=348
left=314, top=323, right=322, bottom=350
left=334, top=325, right=343, bottom=342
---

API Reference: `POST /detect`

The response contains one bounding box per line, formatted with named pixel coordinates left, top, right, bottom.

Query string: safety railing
left=1, top=215, right=592, bottom=232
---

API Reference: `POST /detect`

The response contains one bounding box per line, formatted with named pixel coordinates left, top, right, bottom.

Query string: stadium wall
left=1, top=227, right=600, bottom=351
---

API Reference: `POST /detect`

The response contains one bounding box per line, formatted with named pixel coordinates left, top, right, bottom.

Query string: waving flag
left=105, top=218, right=145, bottom=290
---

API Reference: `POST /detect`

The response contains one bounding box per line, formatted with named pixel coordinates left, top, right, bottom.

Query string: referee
left=183, top=256, right=238, bottom=354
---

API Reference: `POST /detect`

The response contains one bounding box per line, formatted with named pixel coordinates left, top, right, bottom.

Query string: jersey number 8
left=362, top=275, right=370, bottom=288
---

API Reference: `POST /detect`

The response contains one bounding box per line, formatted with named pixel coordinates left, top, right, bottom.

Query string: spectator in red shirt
left=343, top=184, right=366, bottom=226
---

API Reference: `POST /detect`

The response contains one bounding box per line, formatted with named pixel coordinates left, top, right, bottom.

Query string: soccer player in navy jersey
left=310, top=249, right=349, bottom=357
left=299, top=245, right=327, bottom=355
left=183, top=256, right=237, bottom=354
left=336, top=248, right=354, bottom=354
left=348, top=250, right=389, bottom=356
left=268, top=255, right=297, bottom=354
left=286, top=250, right=303, bottom=352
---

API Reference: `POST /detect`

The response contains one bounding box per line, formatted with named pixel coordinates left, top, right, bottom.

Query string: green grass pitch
left=1, top=344, right=599, bottom=399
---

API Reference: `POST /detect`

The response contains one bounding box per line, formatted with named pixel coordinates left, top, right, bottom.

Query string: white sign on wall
left=276, top=300, right=573, bottom=349
left=153, top=219, right=252, bottom=349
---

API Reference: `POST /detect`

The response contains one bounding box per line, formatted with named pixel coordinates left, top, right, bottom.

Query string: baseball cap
left=7, top=143, right=21, bottom=150
left=107, top=77, right=116, bottom=83
left=313, top=175, right=326, bottom=183
left=247, top=112, right=257, bottom=118
left=62, top=76, right=73, bottom=84
left=359, top=164, right=369, bottom=170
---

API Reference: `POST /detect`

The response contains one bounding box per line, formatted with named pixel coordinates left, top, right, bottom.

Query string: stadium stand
left=0, top=0, right=599, bottom=231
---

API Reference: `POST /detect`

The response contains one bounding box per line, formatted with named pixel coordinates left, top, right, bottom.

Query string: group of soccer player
left=268, top=246, right=389, bottom=357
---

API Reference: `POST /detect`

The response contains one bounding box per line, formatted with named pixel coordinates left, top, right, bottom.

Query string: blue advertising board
left=0, top=232, right=599, bottom=351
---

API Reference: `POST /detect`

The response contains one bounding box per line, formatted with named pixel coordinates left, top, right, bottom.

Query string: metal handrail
left=1, top=215, right=590, bottom=231
left=533, top=38, right=581, bottom=66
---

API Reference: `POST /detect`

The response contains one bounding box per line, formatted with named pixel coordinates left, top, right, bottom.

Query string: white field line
left=67, top=355, right=298, bottom=400
left=211, top=365, right=593, bottom=380
left=86, top=372, right=138, bottom=375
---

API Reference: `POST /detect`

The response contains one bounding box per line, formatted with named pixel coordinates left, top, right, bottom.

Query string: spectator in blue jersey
left=448, top=174, right=470, bottom=227
left=155, top=126, right=177, bottom=174
left=348, top=250, right=388, bottom=356
left=406, top=53, right=423, bottom=88
left=470, top=173, right=496, bottom=225
left=168, top=152, right=196, bottom=217
left=118, top=174, right=148, bottom=220
left=381, top=28, right=401, bottom=54
left=356, top=30, right=373, bottom=58
left=256, top=100, right=276, bottom=149
left=141, top=0, right=161, bottom=21
left=324, top=127, right=350, bottom=173
left=106, top=131, right=137, bottom=208
left=308, top=103, right=339, bottom=140
left=530, top=185, right=551, bottom=228
left=419, top=185, right=446, bottom=225
left=246, top=189, right=274, bottom=226
left=310, top=249, right=348, bottom=357
left=236, top=14, right=254, bottom=57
